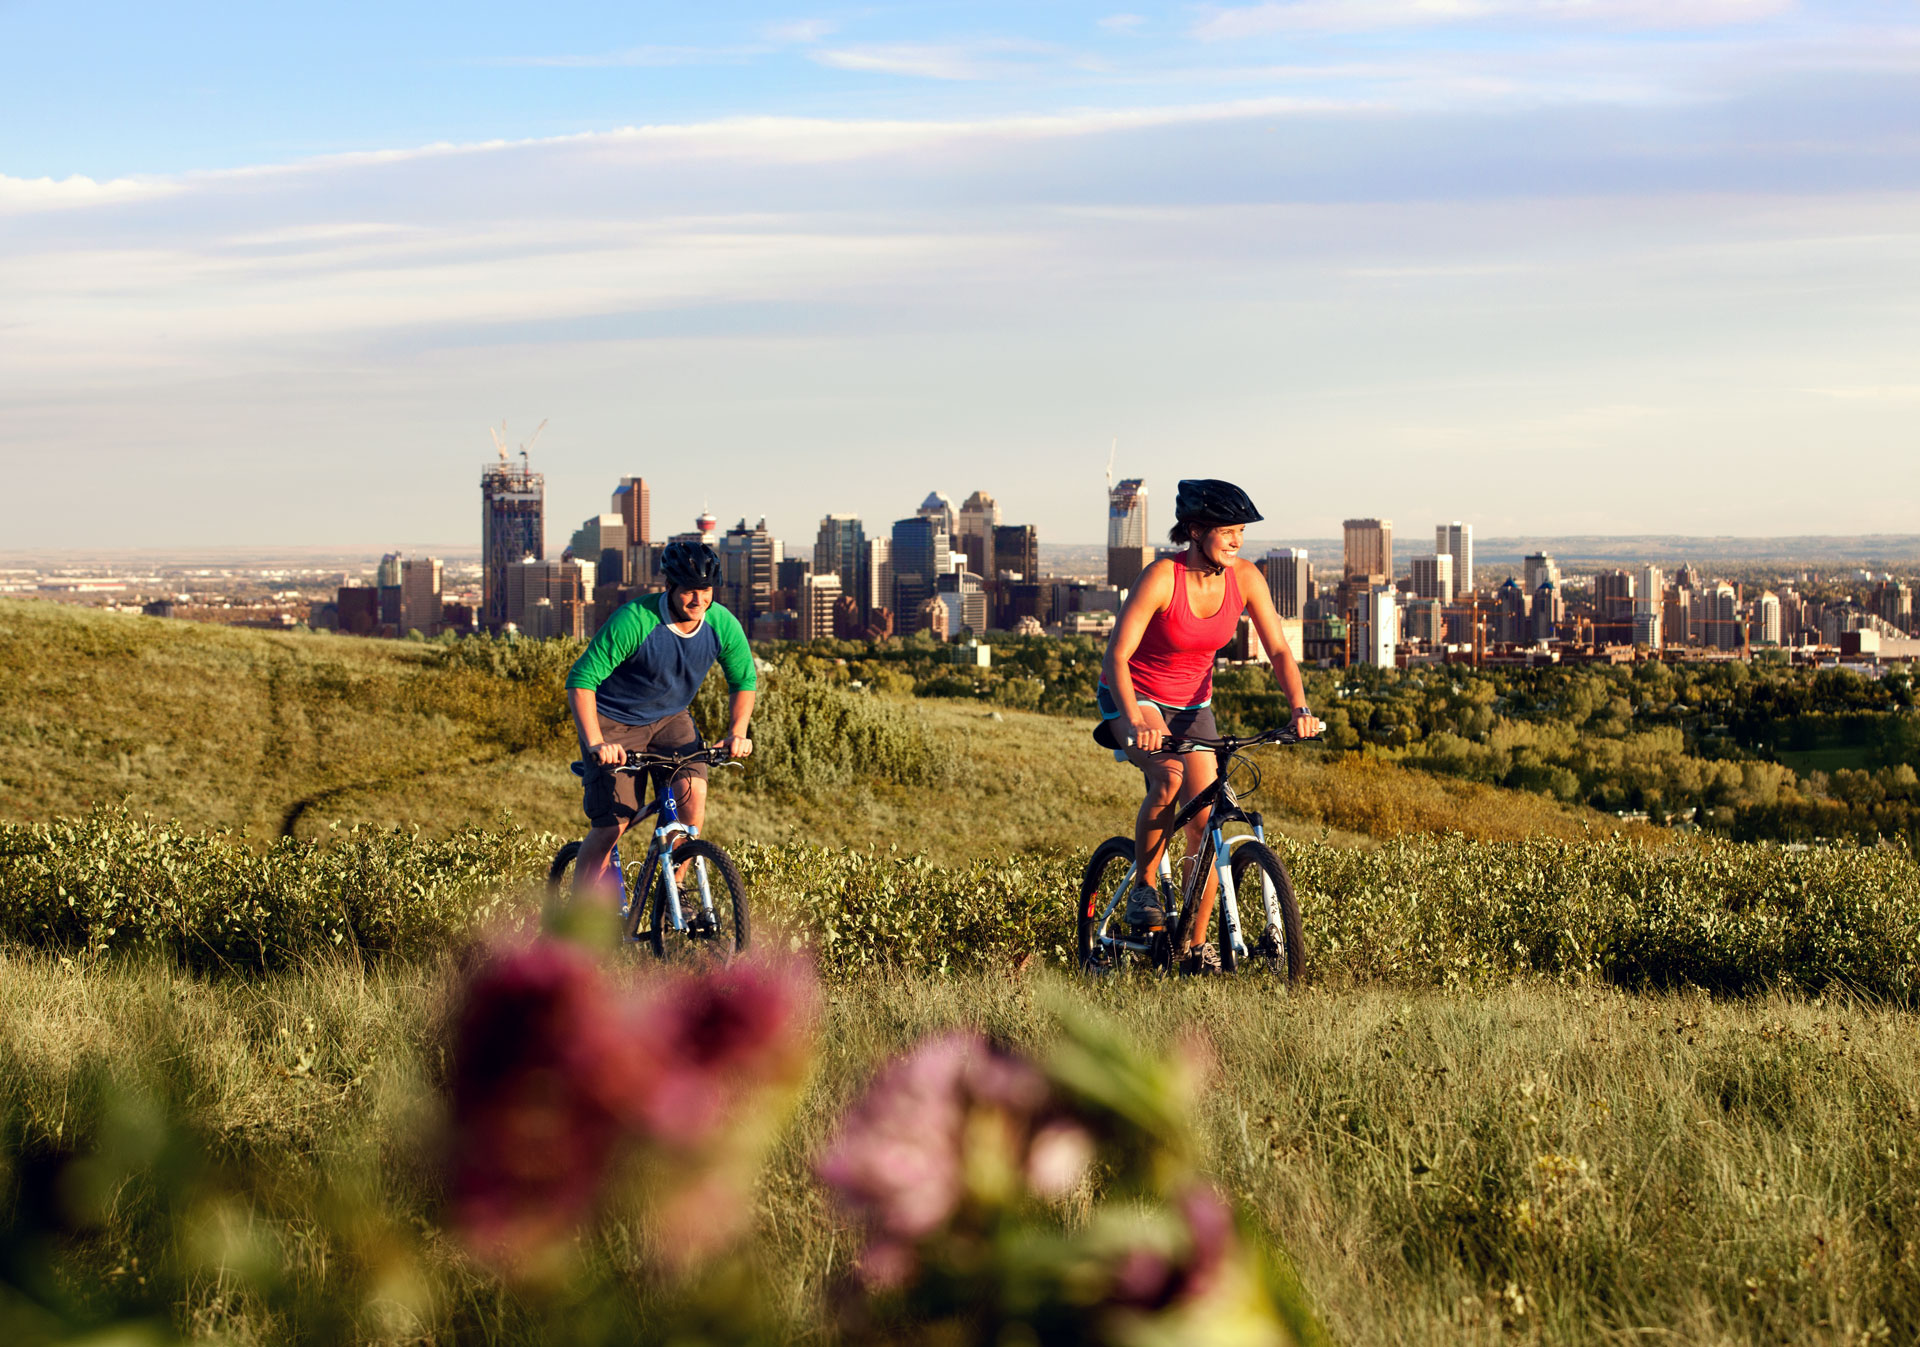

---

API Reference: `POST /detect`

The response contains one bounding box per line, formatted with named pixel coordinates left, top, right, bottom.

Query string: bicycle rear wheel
left=1077, top=836, right=1135, bottom=973
left=648, top=839, right=749, bottom=968
left=1229, top=841, right=1305, bottom=983
left=547, top=841, right=581, bottom=899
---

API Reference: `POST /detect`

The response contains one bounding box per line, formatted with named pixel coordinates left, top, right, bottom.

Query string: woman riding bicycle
left=1099, top=479, right=1323, bottom=975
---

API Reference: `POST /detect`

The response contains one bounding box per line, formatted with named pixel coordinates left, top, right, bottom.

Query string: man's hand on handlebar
left=588, top=741, right=627, bottom=768
left=717, top=734, right=753, bottom=759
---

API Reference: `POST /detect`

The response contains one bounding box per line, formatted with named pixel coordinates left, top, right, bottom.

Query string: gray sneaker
left=1181, top=942, right=1223, bottom=977
left=1124, top=885, right=1165, bottom=931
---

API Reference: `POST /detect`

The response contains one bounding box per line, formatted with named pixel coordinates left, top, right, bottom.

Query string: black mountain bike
left=547, top=746, right=748, bottom=966
left=1078, top=728, right=1309, bottom=981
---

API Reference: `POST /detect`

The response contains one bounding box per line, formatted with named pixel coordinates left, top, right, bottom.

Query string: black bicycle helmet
left=1175, top=479, right=1263, bottom=526
left=658, top=540, right=722, bottom=588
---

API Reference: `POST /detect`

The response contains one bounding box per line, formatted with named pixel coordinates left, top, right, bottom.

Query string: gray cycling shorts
left=582, top=712, right=706, bottom=829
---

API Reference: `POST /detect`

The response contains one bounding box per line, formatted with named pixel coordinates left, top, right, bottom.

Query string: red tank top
left=1126, top=560, right=1245, bottom=707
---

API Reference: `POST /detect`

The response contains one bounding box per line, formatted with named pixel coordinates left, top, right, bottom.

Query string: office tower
left=864, top=537, right=894, bottom=621
left=1706, top=581, right=1741, bottom=650
left=1261, top=548, right=1311, bottom=619
left=1107, top=478, right=1152, bottom=588
left=918, top=491, right=957, bottom=538
left=400, top=557, right=443, bottom=635
left=718, top=518, right=776, bottom=618
left=891, top=515, right=948, bottom=619
left=993, top=524, right=1038, bottom=580
left=1752, top=592, right=1781, bottom=646
left=956, top=491, right=1000, bottom=578
left=1494, top=577, right=1529, bottom=643
left=1531, top=579, right=1562, bottom=642
left=937, top=569, right=989, bottom=637
left=336, top=586, right=379, bottom=637
left=799, top=572, right=842, bottom=641
left=612, top=478, right=651, bottom=587
left=814, top=514, right=868, bottom=614
left=1360, top=588, right=1397, bottom=666
left=1594, top=570, right=1635, bottom=645
left=1407, top=599, right=1445, bottom=646
left=505, top=558, right=591, bottom=638
left=1343, top=519, right=1392, bottom=582
left=1410, top=554, right=1454, bottom=604
left=1663, top=584, right=1694, bottom=648
left=481, top=455, right=544, bottom=632
left=1522, top=552, right=1559, bottom=596
left=571, top=513, right=628, bottom=589
left=1435, top=522, right=1472, bottom=596
left=376, top=551, right=405, bottom=629
left=1875, top=579, right=1914, bottom=632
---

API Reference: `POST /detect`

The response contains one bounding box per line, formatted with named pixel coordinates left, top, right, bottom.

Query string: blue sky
left=4, top=1, right=1919, bottom=550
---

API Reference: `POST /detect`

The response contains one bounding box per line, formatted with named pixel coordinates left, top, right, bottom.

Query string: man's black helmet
left=659, top=540, right=722, bottom=588
left=1175, top=479, right=1263, bottom=526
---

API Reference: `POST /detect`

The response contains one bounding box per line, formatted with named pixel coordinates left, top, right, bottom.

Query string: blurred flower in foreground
left=445, top=938, right=817, bottom=1278
left=818, top=1012, right=1310, bottom=1347
left=817, top=1031, right=1091, bottom=1288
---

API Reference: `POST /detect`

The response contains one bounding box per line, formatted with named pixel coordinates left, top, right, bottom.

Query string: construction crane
left=488, top=418, right=549, bottom=469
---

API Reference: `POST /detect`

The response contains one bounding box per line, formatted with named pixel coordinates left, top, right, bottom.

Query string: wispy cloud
left=494, top=44, right=765, bottom=68
left=763, top=18, right=838, bottom=44
left=1099, top=13, right=1148, bottom=32
left=811, top=38, right=1069, bottom=82
left=1194, top=0, right=1794, bottom=40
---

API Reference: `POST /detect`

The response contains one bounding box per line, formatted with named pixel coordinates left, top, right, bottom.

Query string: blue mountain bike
left=547, top=745, right=748, bottom=965
left=1078, top=728, right=1308, bottom=981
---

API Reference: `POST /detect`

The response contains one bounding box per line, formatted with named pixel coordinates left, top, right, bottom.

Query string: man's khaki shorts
left=582, top=711, right=706, bottom=829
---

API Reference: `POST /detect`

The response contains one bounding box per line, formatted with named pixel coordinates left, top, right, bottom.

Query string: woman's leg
left=1174, top=747, right=1221, bottom=951
left=1123, top=705, right=1179, bottom=890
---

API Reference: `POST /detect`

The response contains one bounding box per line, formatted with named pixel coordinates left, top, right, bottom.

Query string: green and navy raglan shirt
left=565, top=593, right=757, bottom=727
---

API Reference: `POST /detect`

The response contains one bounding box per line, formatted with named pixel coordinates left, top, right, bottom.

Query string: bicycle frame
left=606, top=766, right=722, bottom=940
left=1087, top=749, right=1288, bottom=963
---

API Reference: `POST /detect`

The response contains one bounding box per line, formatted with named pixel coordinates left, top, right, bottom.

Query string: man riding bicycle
left=564, top=540, right=757, bottom=901
left=1098, top=479, right=1323, bottom=975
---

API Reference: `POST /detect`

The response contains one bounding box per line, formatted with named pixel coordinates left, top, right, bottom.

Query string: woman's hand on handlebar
left=588, top=741, right=627, bottom=768
left=1125, top=708, right=1168, bottom=753
left=1289, top=708, right=1325, bottom=739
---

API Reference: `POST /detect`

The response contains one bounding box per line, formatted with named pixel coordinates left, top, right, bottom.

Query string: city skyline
left=6, top=2, right=1920, bottom=550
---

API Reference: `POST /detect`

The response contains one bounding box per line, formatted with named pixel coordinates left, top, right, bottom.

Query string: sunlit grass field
left=3, top=598, right=1917, bottom=1344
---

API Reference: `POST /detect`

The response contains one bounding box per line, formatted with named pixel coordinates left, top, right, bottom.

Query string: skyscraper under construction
left=481, top=456, right=545, bottom=632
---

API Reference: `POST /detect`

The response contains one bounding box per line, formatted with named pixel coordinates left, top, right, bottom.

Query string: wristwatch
left=1290, top=706, right=1314, bottom=721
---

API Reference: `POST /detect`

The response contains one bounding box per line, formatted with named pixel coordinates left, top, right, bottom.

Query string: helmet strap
left=1188, top=537, right=1226, bottom=577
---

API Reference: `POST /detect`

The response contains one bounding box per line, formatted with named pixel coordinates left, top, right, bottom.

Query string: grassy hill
left=0, top=599, right=1651, bottom=858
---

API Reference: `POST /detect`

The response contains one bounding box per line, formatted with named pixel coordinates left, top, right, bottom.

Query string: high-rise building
left=1343, top=519, right=1392, bottom=582
left=376, top=551, right=405, bottom=630
left=718, top=518, right=777, bottom=619
left=1663, top=584, right=1694, bottom=648
left=1874, top=579, right=1914, bottom=633
left=1261, top=549, right=1311, bottom=619
left=1494, top=578, right=1529, bottom=643
left=571, top=514, right=629, bottom=589
left=400, top=557, right=443, bottom=635
left=1108, top=478, right=1151, bottom=589
left=481, top=456, right=545, bottom=632
left=956, top=491, right=1000, bottom=578
left=505, top=558, right=591, bottom=637
left=937, top=569, right=989, bottom=637
left=891, top=515, right=948, bottom=620
left=1594, top=570, right=1636, bottom=646
left=1435, top=522, right=1472, bottom=597
left=1531, top=579, right=1562, bottom=642
left=1522, top=552, right=1560, bottom=597
left=918, top=491, right=957, bottom=538
left=336, top=586, right=379, bottom=637
left=864, top=537, right=894, bottom=620
left=799, top=572, right=842, bottom=641
left=1752, top=591, right=1782, bottom=647
left=993, top=524, right=1038, bottom=580
left=612, top=478, right=650, bottom=588
left=1410, top=554, right=1454, bottom=603
left=1705, top=581, right=1742, bottom=651
left=814, top=514, right=867, bottom=615
left=1359, top=588, right=1397, bottom=666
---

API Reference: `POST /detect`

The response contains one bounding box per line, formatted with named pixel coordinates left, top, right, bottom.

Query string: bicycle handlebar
left=1159, top=726, right=1315, bottom=756
left=569, top=745, right=741, bottom=777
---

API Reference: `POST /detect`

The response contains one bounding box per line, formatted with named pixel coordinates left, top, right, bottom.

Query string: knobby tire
left=1229, top=840, right=1306, bottom=983
left=649, top=839, right=749, bottom=967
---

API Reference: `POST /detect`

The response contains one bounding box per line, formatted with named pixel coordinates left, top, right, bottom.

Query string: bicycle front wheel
left=648, top=839, right=749, bottom=968
left=547, top=841, right=582, bottom=899
left=1077, top=836, right=1135, bottom=973
left=1229, top=840, right=1305, bottom=983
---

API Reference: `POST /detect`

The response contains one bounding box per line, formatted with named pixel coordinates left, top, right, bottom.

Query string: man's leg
left=575, top=819, right=629, bottom=901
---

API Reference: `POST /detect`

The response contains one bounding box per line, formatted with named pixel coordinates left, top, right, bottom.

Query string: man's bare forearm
left=567, top=687, right=604, bottom=752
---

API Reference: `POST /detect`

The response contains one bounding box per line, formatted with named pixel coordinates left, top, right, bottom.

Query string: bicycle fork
left=653, top=785, right=716, bottom=935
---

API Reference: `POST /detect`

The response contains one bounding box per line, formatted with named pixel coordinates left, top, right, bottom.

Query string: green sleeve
left=566, top=599, right=658, bottom=690
left=708, top=605, right=759, bottom=693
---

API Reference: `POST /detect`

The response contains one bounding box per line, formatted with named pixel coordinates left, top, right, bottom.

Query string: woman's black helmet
left=1175, top=479, right=1263, bottom=526
left=659, top=540, right=722, bottom=588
